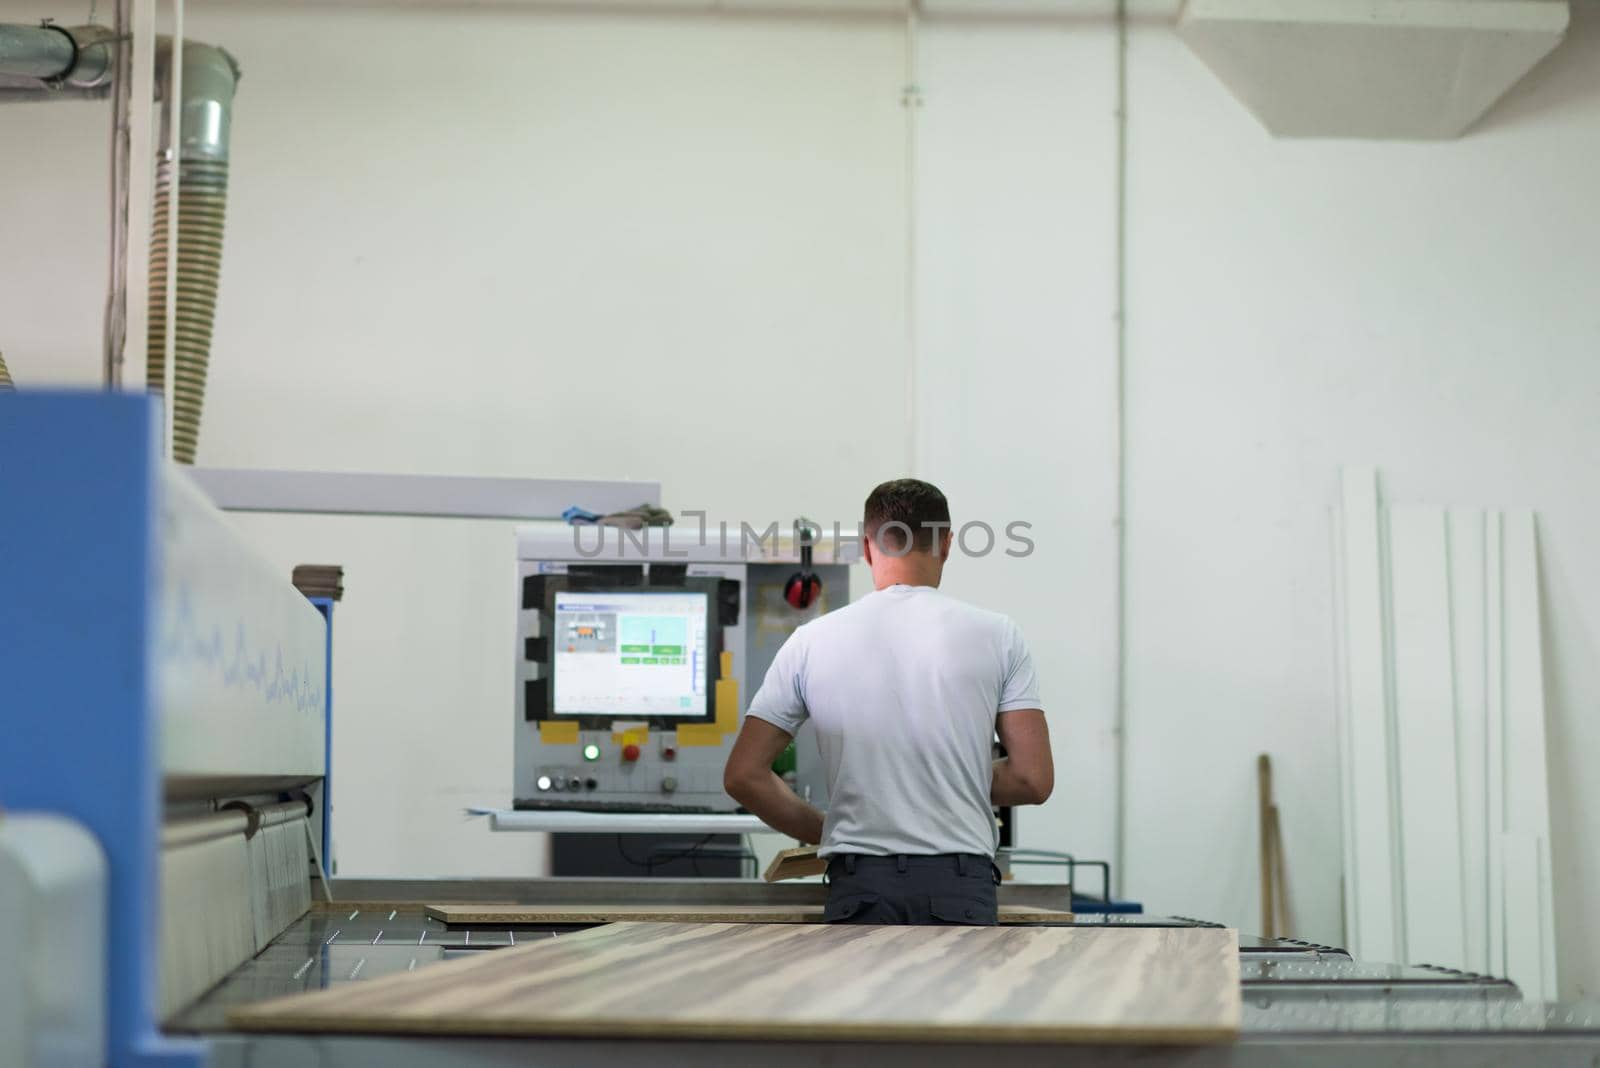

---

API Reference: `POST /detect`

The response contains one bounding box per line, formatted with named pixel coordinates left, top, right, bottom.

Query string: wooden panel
left=424, top=903, right=1075, bottom=925
left=1502, top=831, right=1544, bottom=1001
left=1446, top=509, right=1489, bottom=975
left=231, top=922, right=1240, bottom=1043
left=1337, top=467, right=1397, bottom=962
left=1387, top=506, right=1464, bottom=969
left=1501, top=510, right=1555, bottom=994
left=1484, top=512, right=1506, bottom=974
left=1537, top=835, right=1557, bottom=998
left=763, top=844, right=828, bottom=882
left=1329, top=508, right=1358, bottom=952
left=1501, top=512, right=1553, bottom=840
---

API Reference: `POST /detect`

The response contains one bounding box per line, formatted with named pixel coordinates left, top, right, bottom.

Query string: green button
left=583, top=744, right=601, bottom=762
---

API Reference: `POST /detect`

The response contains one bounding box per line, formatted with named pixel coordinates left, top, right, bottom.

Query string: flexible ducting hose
left=147, top=42, right=239, bottom=464
left=148, top=155, right=228, bottom=462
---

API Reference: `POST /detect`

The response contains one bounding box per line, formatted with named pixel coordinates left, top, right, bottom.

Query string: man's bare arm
left=723, top=717, right=825, bottom=844
left=992, top=709, right=1053, bottom=806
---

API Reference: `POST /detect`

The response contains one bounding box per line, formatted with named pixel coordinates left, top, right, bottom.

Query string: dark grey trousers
left=824, top=853, right=1001, bottom=926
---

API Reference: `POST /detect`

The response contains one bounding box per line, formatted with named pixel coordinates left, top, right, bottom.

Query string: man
left=723, top=478, right=1052, bottom=925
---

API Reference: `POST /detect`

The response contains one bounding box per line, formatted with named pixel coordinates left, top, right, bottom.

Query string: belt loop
left=844, top=854, right=857, bottom=876
left=896, top=854, right=908, bottom=874
left=991, top=861, right=1003, bottom=886
left=956, top=855, right=967, bottom=877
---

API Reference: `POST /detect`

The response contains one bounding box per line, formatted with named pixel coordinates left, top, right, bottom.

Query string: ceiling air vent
left=1178, top=0, right=1570, bottom=139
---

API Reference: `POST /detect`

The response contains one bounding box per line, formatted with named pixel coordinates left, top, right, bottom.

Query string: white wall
left=4, top=0, right=1600, bottom=999
left=186, top=4, right=909, bottom=877
left=913, top=21, right=1121, bottom=880
left=1121, top=4, right=1600, bottom=996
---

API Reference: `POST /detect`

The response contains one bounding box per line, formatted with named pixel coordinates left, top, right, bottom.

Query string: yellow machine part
left=678, top=650, right=737, bottom=748
left=539, top=721, right=579, bottom=745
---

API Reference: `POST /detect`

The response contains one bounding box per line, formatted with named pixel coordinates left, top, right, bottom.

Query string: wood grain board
left=763, top=844, right=828, bottom=882
left=231, top=921, right=1240, bottom=1043
left=423, top=902, right=1075, bottom=925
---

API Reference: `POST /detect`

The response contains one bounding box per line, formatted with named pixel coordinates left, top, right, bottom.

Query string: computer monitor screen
left=551, top=589, right=710, bottom=719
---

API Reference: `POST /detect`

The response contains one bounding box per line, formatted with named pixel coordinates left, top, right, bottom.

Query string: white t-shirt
left=746, top=583, right=1042, bottom=858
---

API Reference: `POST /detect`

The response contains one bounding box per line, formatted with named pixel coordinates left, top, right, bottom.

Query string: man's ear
left=861, top=536, right=874, bottom=566
left=939, top=529, right=954, bottom=561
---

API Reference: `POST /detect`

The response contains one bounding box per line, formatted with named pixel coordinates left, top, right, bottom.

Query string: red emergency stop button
left=622, top=744, right=641, bottom=762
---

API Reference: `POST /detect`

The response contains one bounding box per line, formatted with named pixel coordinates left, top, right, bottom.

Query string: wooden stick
left=1269, top=803, right=1290, bottom=938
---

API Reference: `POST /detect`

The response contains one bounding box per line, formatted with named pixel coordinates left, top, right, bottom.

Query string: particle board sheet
left=1387, top=506, right=1465, bottom=968
left=1503, top=832, right=1544, bottom=1000
left=1332, top=481, right=1557, bottom=994
left=423, top=903, right=1075, bottom=925
left=1485, top=511, right=1507, bottom=974
left=1502, top=510, right=1556, bottom=1000
left=1502, top=511, right=1552, bottom=846
left=231, top=921, right=1241, bottom=1043
left=1446, top=508, right=1490, bottom=976
left=1336, top=466, right=1398, bottom=962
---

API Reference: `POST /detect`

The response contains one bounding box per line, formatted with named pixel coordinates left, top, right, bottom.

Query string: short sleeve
left=998, top=619, right=1042, bottom=713
left=746, top=629, right=809, bottom=736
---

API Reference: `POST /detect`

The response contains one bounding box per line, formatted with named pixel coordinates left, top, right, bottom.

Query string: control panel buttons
left=661, top=776, right=678, bottom=793
left=584, top=777, right=598, bottom=791
left=622, top=744, right=641, bottom=763
left=661, top=746, right=677, bottom=761
left=583, top=744, right=601, bottom=762
left=567, top=775, right=582, bottom=792
left=536, top=775, right=553, bottom=792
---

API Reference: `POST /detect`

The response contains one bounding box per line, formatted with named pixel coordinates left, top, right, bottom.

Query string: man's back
left=724, top=477, right=1051, bottom=925
left=747, top=583, right=1040, bottom=858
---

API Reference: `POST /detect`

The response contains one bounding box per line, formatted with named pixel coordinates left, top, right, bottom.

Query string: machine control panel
left=512, top=527, right=850, bottom=814
left=531, top=731, right=705, bottom=800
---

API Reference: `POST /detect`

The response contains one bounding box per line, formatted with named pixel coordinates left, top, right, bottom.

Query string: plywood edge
left=423, top=903, right=1074, bottom=924
left=227, top=1008, right=1236, bottom=1044
left=424, top=904, right=817, bottom=924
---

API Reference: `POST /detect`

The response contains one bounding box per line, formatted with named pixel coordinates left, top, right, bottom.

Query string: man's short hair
left=864, top=478, right=951, bottom=556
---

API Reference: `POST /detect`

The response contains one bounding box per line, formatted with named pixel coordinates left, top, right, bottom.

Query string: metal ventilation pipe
left=147, top=42, right=239, bottom=464
left=0, top=22, right=114, bottom=87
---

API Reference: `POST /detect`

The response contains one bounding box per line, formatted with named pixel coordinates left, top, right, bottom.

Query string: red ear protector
left=784, top=519, right=822, bottom=610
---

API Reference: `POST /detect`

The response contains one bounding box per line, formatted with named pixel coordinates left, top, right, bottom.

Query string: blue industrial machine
left=0, top=392, right=333, bottom=1066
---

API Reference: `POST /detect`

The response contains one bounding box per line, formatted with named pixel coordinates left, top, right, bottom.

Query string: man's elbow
left=722, top=764, right=759, bottom=805
left=1020, top=769, right=1054, bottom=806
